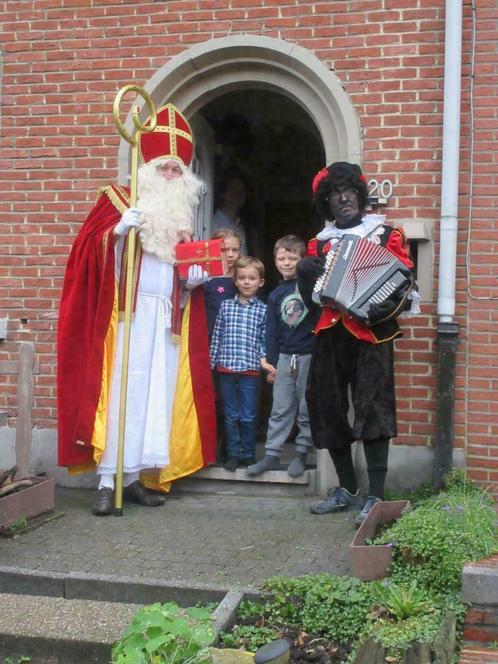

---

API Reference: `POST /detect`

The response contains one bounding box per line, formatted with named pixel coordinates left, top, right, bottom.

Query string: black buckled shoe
left=91, top=487, right=114, bottom=516
left=123, top=481, right=166, bottom=506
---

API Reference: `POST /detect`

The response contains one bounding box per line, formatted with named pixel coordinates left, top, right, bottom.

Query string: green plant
left=361, top=592, right=466, bottom=664
left=384, top=479, right=435, bottom=505
left=375, top=483, right=497, bottom=593
left=221, top=574, right=376, bottom=651
left=112, top=602, right=216, bottom=664
left=235, top=599, right=265, bottom=623
left=370, top=579, right=436, bottom=622
left=5, top=517, right=28, bottom=534
left=220, top=624, right=278, bottom=652
left=297, top=575, right=374, bottom=643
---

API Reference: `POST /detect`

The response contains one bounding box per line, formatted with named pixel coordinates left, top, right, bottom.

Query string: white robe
left=97, top=247, right=179, bottom=475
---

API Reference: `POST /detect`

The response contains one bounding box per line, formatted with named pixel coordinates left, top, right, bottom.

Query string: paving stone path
left=0, top=488, right=353, bottom=589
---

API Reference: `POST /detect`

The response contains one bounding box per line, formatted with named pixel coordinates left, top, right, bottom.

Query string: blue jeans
left=217, top=372, right=260, bottom=461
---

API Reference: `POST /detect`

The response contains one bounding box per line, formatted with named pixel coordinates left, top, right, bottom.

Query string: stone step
left=177, top=465, right=318, bottom=496
left=0, top=592, right=142, bottom=663
left=0, top=577, right=250, bottom=664
left=459, top=645, right=498, bottom=663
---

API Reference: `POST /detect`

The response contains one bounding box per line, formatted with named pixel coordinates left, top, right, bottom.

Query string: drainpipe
left=434, top=1, right=463, bottom=489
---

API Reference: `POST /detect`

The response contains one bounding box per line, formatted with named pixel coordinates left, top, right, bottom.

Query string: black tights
left=328, top=437, right=390, bottom=499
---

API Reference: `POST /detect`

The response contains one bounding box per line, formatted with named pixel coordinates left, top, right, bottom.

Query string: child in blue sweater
left=247, top=235, right=315, bottom=477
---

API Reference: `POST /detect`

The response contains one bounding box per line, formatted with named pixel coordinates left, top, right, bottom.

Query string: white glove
left=185, top=264, right=209, bottom=290
left=114, top=207, right=143, bottom=236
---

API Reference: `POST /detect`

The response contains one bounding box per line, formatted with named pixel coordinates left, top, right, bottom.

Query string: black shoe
left=224, top=457, right=240, bottom=472
left=123, top=481, right=166, bottom=507
left=92, top=487, right=114, bottom=516
left=239, top=457, right=256, bottom=467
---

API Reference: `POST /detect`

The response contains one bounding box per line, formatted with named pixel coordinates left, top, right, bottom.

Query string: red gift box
left=175, top=239, right=228, bottom=279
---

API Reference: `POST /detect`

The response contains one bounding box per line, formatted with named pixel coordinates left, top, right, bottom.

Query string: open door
left=190, top=115, right=216, bottom=240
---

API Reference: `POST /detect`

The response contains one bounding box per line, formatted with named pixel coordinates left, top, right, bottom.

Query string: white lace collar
left=316, top=213, right=386, bottom=243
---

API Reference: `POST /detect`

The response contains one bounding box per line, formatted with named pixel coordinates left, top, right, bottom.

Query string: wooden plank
left=15, top=342, right=35, bottom=480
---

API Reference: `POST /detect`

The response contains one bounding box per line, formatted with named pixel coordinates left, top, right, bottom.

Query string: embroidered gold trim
left=150, top=125, right=192, bottom=142
left=100, top=185, right=130, bottom=214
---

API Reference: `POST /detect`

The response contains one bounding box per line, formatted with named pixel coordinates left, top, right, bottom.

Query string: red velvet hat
left=138, top=103, right=194, bottom=167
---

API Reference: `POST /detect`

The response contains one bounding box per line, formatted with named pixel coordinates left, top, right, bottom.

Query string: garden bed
left=0, top=475, right=55, bottom=531
left=216, top=472, right=497, bottom=664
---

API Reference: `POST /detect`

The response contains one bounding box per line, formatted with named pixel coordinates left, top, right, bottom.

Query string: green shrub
left=220, top=624, right=278, bottom=652
left=222, top=574, right=375, bottom=649
left=296, top=575, right=374, bottom=643
left=362, top=589, right=466, bottom=664
left=375, top=483, right=497, bottom=593
left=112, top=602, right=216, bottom=664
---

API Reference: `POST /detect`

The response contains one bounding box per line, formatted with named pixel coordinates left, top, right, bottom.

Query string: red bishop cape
left=57, top=185, right=217, bottom=491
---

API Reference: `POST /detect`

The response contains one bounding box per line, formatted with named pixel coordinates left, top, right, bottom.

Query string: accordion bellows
left=313, top=234, right=412, bottom=321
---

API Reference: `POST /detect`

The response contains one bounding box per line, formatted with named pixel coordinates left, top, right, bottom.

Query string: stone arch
left=117, top=35, right=361, bottom=183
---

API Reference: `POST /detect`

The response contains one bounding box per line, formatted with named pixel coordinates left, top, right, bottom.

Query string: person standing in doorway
left=212, top=170, right=248, bottom=255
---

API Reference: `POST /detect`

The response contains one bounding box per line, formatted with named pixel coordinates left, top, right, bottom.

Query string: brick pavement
left=0, top=488, right=353, bottom=589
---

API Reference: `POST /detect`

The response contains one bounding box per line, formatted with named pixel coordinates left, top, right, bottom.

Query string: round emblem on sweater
left=281, top=292, right=307, bottom=327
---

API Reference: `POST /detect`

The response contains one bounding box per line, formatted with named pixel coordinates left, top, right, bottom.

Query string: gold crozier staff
left=112, top=85, right=157, bottom=515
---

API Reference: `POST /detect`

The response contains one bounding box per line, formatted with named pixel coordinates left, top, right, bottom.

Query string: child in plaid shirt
left=209, top=256, right=266, bottom=471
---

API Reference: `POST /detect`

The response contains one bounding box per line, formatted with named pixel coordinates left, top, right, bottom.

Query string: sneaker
left=309, top=487, right=361, bottom=515
left=224, top=457, right=240, bottom=472
left=354, top=496, right=382, bottom=527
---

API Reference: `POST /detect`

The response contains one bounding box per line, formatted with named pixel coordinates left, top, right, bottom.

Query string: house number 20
left=368, top=178, right=394, bottom=204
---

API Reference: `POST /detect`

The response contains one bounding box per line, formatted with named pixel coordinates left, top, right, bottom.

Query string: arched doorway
left=197, top=88, right=325, bottom=293
left=117, top=35, right=361, bottom=185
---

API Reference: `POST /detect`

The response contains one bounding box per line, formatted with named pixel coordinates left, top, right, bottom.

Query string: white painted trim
left=117, top=35, right=361, bottom=186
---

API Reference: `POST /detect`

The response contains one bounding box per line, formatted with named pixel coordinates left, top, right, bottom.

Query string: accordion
left=312, top=234, right=412, bottom=322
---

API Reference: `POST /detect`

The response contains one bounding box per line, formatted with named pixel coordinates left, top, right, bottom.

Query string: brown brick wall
left=1, top=1, right=497, bottom=486
left=464, top=605, right=498, bottom=643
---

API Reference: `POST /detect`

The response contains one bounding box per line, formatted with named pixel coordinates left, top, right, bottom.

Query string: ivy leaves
left=112, top=602, right=216, bottom=664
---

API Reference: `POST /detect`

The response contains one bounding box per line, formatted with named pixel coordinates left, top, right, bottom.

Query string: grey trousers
left=265, top=353, right=313, bottom=457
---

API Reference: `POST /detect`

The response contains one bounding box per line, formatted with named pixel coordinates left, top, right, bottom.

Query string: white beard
left=136, top=162, right=205, bottom=263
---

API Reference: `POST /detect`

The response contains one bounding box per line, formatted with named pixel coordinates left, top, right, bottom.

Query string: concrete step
left=177, top=465, right=317, bottom=496
left=0, top=570, right=252, bottom=664
left=0, top=592, right=142, bottom=663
